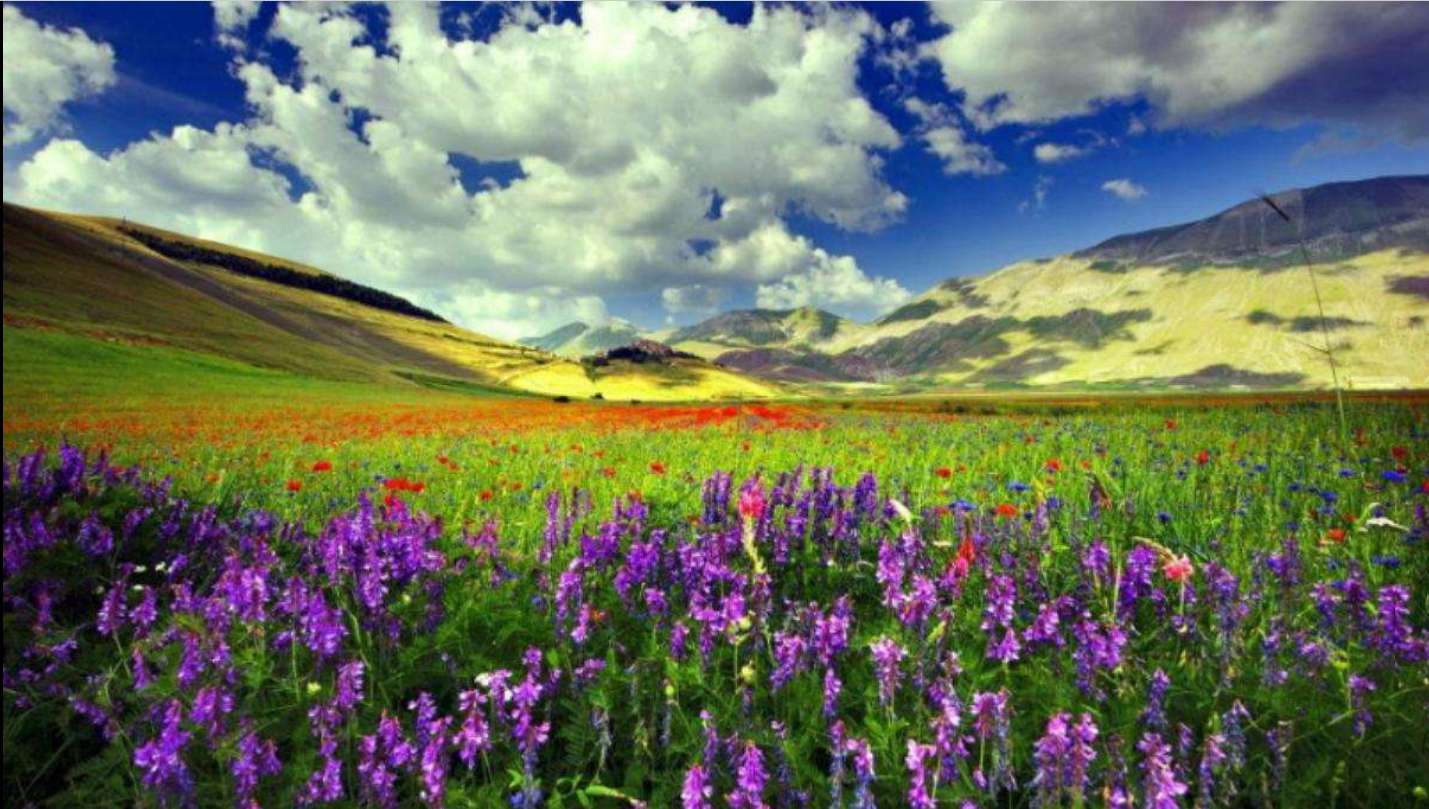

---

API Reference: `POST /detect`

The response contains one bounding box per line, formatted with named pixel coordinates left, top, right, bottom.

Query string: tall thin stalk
left=1258, top=193, right=1348, bottom=447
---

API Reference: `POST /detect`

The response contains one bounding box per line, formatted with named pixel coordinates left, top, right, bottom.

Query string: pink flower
left=1163, top=555, right=1194, bottom=583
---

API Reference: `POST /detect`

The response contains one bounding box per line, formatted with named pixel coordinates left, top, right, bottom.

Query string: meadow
left=3, top=343, right=1427, bottom=807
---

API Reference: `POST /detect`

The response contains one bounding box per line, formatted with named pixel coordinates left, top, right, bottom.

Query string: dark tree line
left=121, top=228, right=448, bottom=323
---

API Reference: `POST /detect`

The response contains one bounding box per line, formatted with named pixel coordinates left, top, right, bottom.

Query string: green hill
left=1, top=204, right=781, bottom=403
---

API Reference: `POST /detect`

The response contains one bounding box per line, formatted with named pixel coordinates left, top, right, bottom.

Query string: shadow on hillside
left=968, top=348, right=1071, bottom=383
left=1166, top=364, right=1307, bottom=387
left=1387, top=274, right=1429, bottom=300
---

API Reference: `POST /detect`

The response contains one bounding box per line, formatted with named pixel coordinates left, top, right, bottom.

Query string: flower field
left=4, top=396, right=1427, bottom=807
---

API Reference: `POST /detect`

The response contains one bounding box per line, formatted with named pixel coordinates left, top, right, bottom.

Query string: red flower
left=1326, top=528, right=1347, bottom=544
left=1045, top=458, right=1062, bottom=473
left=935, top=466, right=953, bottom=479
left=311, top=460, right=333, bottom=473
left=1162, top=555, right=1194, bottom=582
left=1391, top=446, right=1408, bottom=461
left=1195, top=450, right=1211, bottom=466
left=478, top=489, right=494, bottom=502
left=738, top=487, right=766, bottom=521
left=285, top=479, right=303, bottom=492
left=383, top=477, right=425, bottom=493
left=600, top=467, right=616, bottom=479
left=995, top=503, right=1019, bottom=519
left=1165, top=419, right=1178, bottom=431
left=649, top=462, right=667, bottom=475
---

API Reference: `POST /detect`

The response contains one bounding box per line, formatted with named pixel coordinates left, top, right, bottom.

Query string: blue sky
left=4, top=2, right=1428, bottom=338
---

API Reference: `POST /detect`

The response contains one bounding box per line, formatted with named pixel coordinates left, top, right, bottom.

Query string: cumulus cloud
left=754, top=248, right=910, bottom=318
left=904, top=97, right=1005, bottom=176
left=7, top=3, right=910, bottom=339
left=923, top=2, right=1429, bottom=140
left=212, top=1, right=261, bottom=50
left=1101, top=178, right=1148, bottom=201
left=662, top=284, right=728, bottom=321
left=2, top=5, right=116, bottom=146
left=1033, top=142, right=1089, bottom=164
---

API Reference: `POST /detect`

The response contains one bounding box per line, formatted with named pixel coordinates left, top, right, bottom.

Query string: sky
left=4, top=2, right=1429, bottom=340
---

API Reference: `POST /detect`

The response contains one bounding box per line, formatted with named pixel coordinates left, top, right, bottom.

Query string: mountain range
left=526, top=174, right=1429, bottom=390
left=4, top=175, right=1426, bottom=402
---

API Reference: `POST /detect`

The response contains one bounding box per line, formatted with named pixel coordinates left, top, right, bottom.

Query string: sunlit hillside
left=2, top=204, right=781, bottom=402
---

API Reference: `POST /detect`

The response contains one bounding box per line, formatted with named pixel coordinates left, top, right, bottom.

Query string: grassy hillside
left=2, top=204, right=781, bottom=402
left=838, top=249, right=1429, bottom=389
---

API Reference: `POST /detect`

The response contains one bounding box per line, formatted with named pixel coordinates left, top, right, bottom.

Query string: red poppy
left=600, top=466, right=616, bottom=478
left=1326, top=528, right=1347, bottom=544
left=478, top=489, right=494, bottom=502
left=650, top=462, right=667, bottom=475
left=935, top=466, right=953, bottom=479
left=1391, top=446, right=1408, bottom=461
left=383, top=477, right=425, bottom=493
left=311, top=460, right=333, bottom=472
left=285, top=479, right=303, bottom=492
left=1045, top=458, right=1062, bottom=473
left=995, top=503, right=1019, bottom=519
left=1165, top=419, right=1178, bottom=431
left=1195, top=450, right=1211, bottom=466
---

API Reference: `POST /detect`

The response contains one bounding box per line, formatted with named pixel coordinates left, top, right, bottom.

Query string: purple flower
left=190, top=685, right=234, bottom=739
left=1349, top=674, right=1376, bottom=737
left=1032, top=712, right=1098, bottom=804
left=1137, top=732, right=1187, bottom=809
left=869, top=637, right=905, bottom=707
left=682, top=763, right=712, bottom=809
left=729, top=741, right=768, bottom=809
left=1141, top=669, right=1171, bottom=730
left=823, top=667, right=842, bottom=718
left=233, top=723, right=282, bottom=803
left=905, top=740, right=937, bottom=809
left=299, top=732, right=345, bottom=805
left=770, top=631, right=807, bottom=691
left=133, top=700, right=193, bottom=799
left=358, top=712, right=413, bottom=808
left=846, top=736, right=876, bottom=809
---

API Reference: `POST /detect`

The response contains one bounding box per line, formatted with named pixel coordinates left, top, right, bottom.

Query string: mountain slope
left=1077, top=174, right=1429, bottom=266
left=2, top=204, right=780, bottom=401
left=708, top=175, right=1429, bottom=389
left=520, top=320, right=647, bottom=357
left=663, top=307, right=870, bottom=360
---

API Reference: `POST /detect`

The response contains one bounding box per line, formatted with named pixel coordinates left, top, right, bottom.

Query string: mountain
left=702, top=175, right=1429, bottom=389
left=1077, top=174, right=1429, bottom=267
left=520, top=319, right=647, bottom=357
left=664, top=307, right=868, bottom=356
left=2, top=204, right=780, bottom=402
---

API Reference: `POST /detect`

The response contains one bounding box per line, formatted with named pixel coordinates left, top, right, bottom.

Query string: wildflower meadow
left=4, top=396, right=1427, bottom=807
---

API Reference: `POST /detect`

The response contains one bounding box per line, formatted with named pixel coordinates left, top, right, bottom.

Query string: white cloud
left=212, top=1, right=261, bottom=51
left=7, top=3, right=911, bottom=340
left=904, top=97, right=1005, bottom=176
left=1101, top=178, right=1148, bottom=201
left=1033, top=142, right=1089, bottom=164
left=923, top=2, right=1429, bottom=139
left=1019, top=175, right=1054, bottom=214
left=754, top=248, right=910, bottom=319
left=2, top=5, right=116, bottom=146
left=662, top=284, right=728, bottom=321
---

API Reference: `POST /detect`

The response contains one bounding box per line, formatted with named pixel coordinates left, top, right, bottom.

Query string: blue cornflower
left=1382, top=470, right=1407, bottom=483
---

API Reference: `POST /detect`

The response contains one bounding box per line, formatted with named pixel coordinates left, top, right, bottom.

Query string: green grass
left=1, top=326, right=454, bottom=415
